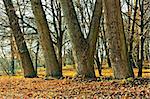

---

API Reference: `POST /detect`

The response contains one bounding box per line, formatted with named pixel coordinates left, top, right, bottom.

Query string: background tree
left=138, top=0, right=150, bottom=77
left=3, top=0, right=36, bottom=78
left=31, top=0, right=62, bottom=79
left=122, top=0, right=150, bottom=77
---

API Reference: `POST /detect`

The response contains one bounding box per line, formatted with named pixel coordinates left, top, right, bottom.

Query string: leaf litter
left=0, top=76, right=149, bottom=98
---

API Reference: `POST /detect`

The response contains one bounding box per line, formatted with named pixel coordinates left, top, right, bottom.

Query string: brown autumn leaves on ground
left=0, top=66, right=150, bottom=98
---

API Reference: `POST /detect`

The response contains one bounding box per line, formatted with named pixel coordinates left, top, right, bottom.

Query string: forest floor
left=0, top=64, right=150, bottom=98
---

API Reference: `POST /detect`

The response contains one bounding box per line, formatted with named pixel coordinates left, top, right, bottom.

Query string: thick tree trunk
left=3, top=0, right=36, bottom=78
left=60, top=0, right=102, bottom=78
left=104, top=0, right=134, bottom=79
left=31, top=0, right=62, bottom=78
left=57, top=39, right=63, bottom=75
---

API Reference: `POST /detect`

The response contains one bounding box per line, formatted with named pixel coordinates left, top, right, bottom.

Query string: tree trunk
left=129, top=0, right=138, bottom=68
left=104, top=0, right=134, bottom=79
left=95, top=38, right=102, bottom=76
left=31, top=0, right=62, bottom=78
left=35, top=41, right=39, bottom=75
left=60, top=0, right=103, bottom=78
left=138, top=37, right=145, bottom=77
left=3, top=0, right=36, bottom=78
left=138, top=0, right=145, bottom=77
left=51, top=0, right=63, bottom=72
left=57, top=39, right=63, bottom=75
left=145, top=41, right=149, bottom=61
left=10, top=34, right=15, bottom=75
left=102, top=17, right=111, bottom=67
left=95, top=51, right=102, bottom=76
left=135, top=42, right=140, bottom=67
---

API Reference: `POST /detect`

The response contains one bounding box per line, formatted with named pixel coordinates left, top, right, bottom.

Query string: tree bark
left=102, top=17, right=111, bottom=67
left=95, top=51, right=102, bottom=76
left=10, top=34, right=15, bottom=75
left=35, top=41, right=39, bottom=75
left=104, top=0, right=134, bottom=79
left=95, top=38, right=103, bottom=76
left=3, top=0, right=36, bottom=78
left=60, top=0, right=102, bottom=78
left=145, top=41, right=149, bottom=61
left=31, top=0, right=62, bottom=78
left=138, top=0, right=145, bottom=77
left=138, top=37, right=145, bottom=77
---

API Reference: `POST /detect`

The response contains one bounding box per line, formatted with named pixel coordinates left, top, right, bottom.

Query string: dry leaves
left=0, top=77, right=149, bottom=98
